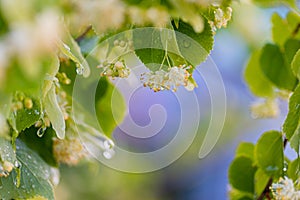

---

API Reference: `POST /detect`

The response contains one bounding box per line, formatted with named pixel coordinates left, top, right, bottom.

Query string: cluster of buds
left=271, top=177, right=300, bottom=199
left=53, top=137, right=87, bottom=166
left=141, top=65, right=195, bottom=92
left=98, top=60, right=130, bottom=78
left=209, top=7, right=232, bottom=32
left=113, top=39, right=133, bottom=50
left=11, top=93, right=34, bottom=112
left=56, top=72, right=71, bottom=85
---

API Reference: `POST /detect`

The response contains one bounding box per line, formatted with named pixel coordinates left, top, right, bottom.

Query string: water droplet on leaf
left=103, top=151, right=113, bottom=159
left=76, top=65, right=84, bottom=75
left=37, top=127, right=47, bottom=137
left=14, top=160, right=21, bottom=168
left=103, top=140, right=114, bottom=150
left=183, top=40, right=191, bottom=48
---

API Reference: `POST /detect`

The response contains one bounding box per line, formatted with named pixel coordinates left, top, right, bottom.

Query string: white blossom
left=250, top=98, right=279, bottom=119
left=209, top=7, right=232, bottom=32
left=271, top=177, right=300, bottom=200
left=98, top=60, right=130, bottom=78
left=141, top=65, right=195, bottom=92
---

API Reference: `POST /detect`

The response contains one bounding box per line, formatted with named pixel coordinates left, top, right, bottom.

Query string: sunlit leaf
left=255, top=130, right=284, bottom=177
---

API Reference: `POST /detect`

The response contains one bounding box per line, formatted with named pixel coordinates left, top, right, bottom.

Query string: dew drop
left=76, top=66, right=84, bottom=75
left=283, top=167, right=287, bottom=172
left=27, top=155, right=32, bottom=160
left=32, top=184, right=35, bottom=189
left=103, top=140, right=114, bottom=150
left=63, top=43, right=71, bottom=51
left=183, top=40, right=191, bottom=48
left=13, top=177, right=18, bottom=186
left=34, top=110, right=40, bottom=115
left=37, top=127, right=46, bottom=138
left=14, top=160, right=21, bottom=169
left=103, top=151, right=113, bottom=159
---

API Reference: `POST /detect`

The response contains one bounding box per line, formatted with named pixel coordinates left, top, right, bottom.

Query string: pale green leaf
left=254, top=168, right=270, bottom=197
left=172, top=18, right=213, bottom=66
left=252, top=0, right=296, bottom=8
left=292, top=49, right=300, bottom=79
left=255, top=130, right=284, bottom=177
left=244, top=50, right=274, bottom=97
left=58, top=30, right=90, bottom=77
left=290, top=127, right=300, bottom=153
left=283, top=84, right=300, bottom=139
left=235, top=142, right=255, bottom=161
left=44, top=85, right=65, bottom=139
left=96, top=78, right=126, bottom=136
left=287, top=158, right=300, bottom=181
left=272, top=13, right=291, bottom=47
left=0, top=137, right=17, bottom=168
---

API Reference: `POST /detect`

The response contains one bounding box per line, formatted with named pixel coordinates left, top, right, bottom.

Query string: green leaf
left=244, top=50, right=274, bottom=97
left=228, top=188, right=254, bottom=200
left=284, top=38, right=300, bottom=65
left=260, top=43, right=297, bottom=90
left=3, top=58, right=55, bottom=96
left=172, top=18, right=213, bottom=66
left=235, top=142, right=255, bottom=161
left=18, top=126, right=57, bottom=167
left=133, top=27, right=170, bottom=71
left=287, top=158, right=300, bottom=181
left=292, top=49, right=300, bottom=79
left=252, top=0, right=296, bottom=8
left=0, top=140, right=54, bottom=200
left=133, top=18, right=213, bottom=71
left=44, top=84, right=66, bottom=139
left=255, top=130, right=284, bottom=177
left=58, top=30, right=90, bottom=77
left=10, top=97, right=41, bottom=133
left=96, top=78, right=126, bottom=136
left=272, top=13, right=291, bottom=47
left=283, top=84, right=300, bottom=140
left=254, top=168, right=270, bottom=197
left=229, top=156, right=256, bottom=193
left=290, top=128, right=300, bottom=153
left=0, top=137, right=17, bottom=168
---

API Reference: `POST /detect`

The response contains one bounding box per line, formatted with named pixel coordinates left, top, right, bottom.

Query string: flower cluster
left=271, top=177, right=300, bottom=200
left=209, top=7, right=232, bottom=32
left=11, top=93, right=34, bottom=112
left=98, top=60, right=130, bottom=78
left=250, top=98, right=279, bottom=119
left=141, top=65, right=195, bottom=92
left=53, top=137, right=87, bottom=166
